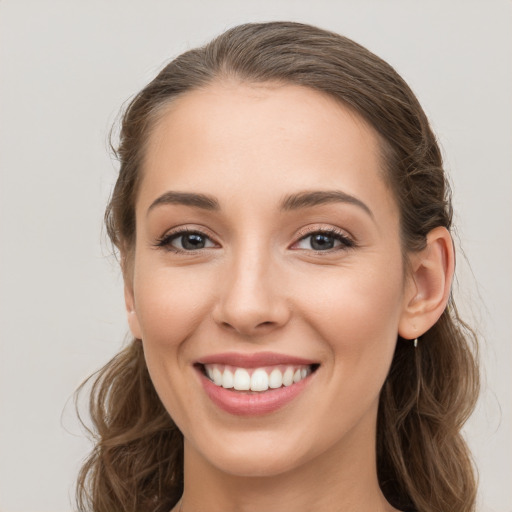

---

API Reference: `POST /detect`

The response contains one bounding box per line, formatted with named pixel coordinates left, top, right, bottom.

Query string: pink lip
left=197, top=351, right=317, bottom=368
left=195, top=354, right=318, bottom=416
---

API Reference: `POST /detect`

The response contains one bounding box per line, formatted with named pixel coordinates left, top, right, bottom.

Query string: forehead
left=139, top=81, right=397, bottom=220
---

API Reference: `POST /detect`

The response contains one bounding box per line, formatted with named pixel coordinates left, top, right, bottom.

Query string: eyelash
left=155, top=227, right=356, bottom=254
left=291, top=227, right=356, bottom=253
left=155, top=228, right=217, bottom=254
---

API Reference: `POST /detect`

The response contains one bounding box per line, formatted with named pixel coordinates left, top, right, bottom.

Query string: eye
left=156, top=230, right=217, bottom=252
left=293, top=230, right=355, bottom=251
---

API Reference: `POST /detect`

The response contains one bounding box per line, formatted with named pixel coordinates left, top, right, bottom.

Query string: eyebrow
left=147, top=191, right=220, bottom=214
left=280, top=190, right=373, bottom=218
left=147, top=189, right=373, bottom=218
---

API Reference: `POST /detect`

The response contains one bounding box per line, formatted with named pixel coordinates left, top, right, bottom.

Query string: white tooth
left=301, top=367, right=308, bottom=379
left=222, top=369, right=234, bottom=388
left=293, top=369, right=302, bottom=383
left=269, top=368, right=283, bottom=389
left=212, top=367, right=223, bottom=386
left=206, top=366, right=214, bottom=380
left=251, top=369, right=269, bottom=392
left=283, top=367, right=294, bottom=386
left=233, top=368, right=251, bottom=390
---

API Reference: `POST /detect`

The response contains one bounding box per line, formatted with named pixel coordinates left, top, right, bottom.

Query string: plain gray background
left=0, top=1, right=511, bottom=511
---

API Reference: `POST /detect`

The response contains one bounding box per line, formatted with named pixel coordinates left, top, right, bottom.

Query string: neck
left=177, top=413, right=398, bottom=512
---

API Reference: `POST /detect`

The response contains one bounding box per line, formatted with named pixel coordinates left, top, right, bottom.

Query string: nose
left=212, top=250, right=291, bottom=337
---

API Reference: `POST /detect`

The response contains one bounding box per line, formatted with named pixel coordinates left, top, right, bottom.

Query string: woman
left=76, top=21, right=479, bottom=512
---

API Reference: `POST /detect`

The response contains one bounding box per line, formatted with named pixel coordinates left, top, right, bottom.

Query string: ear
left=398, top=226, right=455, bottom=340
left=124, top=277, right=143, bottom=340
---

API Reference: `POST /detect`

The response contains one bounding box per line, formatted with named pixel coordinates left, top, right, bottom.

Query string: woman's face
left=126, top=82, right=413, bottom=477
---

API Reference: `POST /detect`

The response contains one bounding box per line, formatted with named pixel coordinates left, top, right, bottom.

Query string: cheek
left=291, top=264, right=404, bottom=433
left=132, top=264, right=218, bottom=424
left=295, top=262, right=405, bottom=359
left=133, top=265, right=216, bottom=350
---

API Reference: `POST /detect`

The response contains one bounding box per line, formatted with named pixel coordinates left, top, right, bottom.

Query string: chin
left=186, top=423, right=334, bottom=480
left=205, top=446, right=310, bottom=478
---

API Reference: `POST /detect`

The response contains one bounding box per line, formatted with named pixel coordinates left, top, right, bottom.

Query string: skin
left=124, top=82, right=454, bottom=512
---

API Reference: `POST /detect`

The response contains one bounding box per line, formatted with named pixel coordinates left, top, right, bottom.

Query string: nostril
left=218, top=320, right=276, bottom=333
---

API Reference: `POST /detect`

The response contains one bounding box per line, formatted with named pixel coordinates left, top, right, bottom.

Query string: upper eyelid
left=293, top=225, right=354, bottom=241
left=157, top=225, right=218, bottom=242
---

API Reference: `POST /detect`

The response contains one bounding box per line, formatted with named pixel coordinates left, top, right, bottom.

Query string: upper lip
left=197, top=351, right=318, bottom=368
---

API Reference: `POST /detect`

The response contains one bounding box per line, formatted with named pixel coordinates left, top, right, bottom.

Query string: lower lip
left=198, top=369, right=315, bottom=416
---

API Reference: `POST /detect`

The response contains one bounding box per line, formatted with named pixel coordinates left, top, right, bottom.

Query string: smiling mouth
left=197, top=363, right=320, bottom=393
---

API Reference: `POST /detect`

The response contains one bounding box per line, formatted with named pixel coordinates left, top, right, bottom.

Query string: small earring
left=413, top=338, right=418, bottom=348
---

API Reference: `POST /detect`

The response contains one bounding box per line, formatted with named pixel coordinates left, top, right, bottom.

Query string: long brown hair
left=76, top=22, right=479, bottom=512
